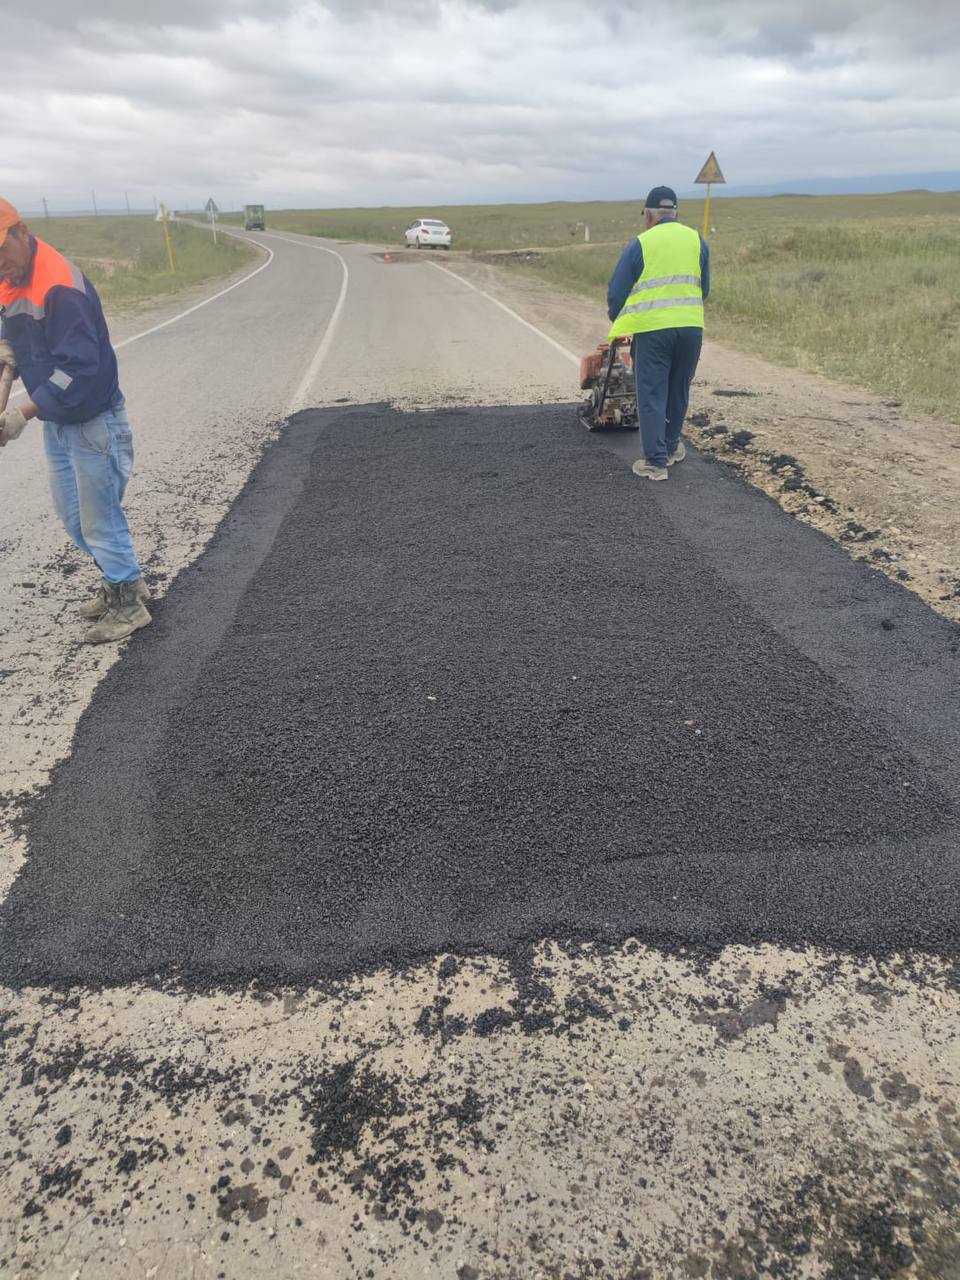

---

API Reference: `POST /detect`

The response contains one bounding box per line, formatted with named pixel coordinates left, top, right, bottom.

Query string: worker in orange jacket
left=0, top=198, right=150, bottom=643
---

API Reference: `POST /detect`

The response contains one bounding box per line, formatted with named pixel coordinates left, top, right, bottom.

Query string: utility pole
left=91, top=189, right=99, bottom=216
left=42, top=197, right=49, bottom=220
left=124, top=191, right=131, bottom=215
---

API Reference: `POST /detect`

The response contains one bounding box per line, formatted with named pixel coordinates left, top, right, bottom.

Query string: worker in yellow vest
left=607, top=186, right=709, bottom=481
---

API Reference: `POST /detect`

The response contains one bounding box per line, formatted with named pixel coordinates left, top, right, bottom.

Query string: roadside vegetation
left=228, top=192, right=960, bottom=422
left=511, top=208, right=960, bottom=423
left=705, top=219, right=960, bottom=423
left=222, top=200, right=643, bottom=248
left=25, top=215, right=254, bottom=311
left=222, top=190, right=960, bottom=251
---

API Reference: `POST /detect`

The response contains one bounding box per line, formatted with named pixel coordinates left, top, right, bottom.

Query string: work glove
left=0, top=339, right=16, bottom=373
left=0, top=407, right=27, bottom=446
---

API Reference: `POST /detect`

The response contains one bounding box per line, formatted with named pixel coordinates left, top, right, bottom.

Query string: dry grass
left=25, top=215, right=254, bottom=311
left=220, top=190, right=960, bottom=250
left=706, top=220, right=960, bottom=420
left=510, top=210, right=960, bottom=423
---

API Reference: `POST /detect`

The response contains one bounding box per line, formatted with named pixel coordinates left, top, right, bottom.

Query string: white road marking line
left=114, top=242, right=276, bottom=350
left=254, top=232, right=575, bottom=407
left=261, top=237, right=349, bottom=414
left=145, top=222, right=351, bottom=414
left=181, top=224, right=351, bottom=413
left=428, top=260, right=580, bottom=366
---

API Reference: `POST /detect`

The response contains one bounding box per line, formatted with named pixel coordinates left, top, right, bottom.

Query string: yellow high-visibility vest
left=608, top=221, right=704, bottom=339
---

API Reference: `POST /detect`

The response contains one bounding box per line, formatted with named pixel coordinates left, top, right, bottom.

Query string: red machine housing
left=578, top=338, right=638, bottom=430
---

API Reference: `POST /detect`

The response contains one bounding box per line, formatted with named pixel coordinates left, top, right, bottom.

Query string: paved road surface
left=0, top=229, right=958, bottom=1278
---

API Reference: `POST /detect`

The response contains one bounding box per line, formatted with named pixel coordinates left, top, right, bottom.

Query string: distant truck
left=243, top=204, right=265, bottom=231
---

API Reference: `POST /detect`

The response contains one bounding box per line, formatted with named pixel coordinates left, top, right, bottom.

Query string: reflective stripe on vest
left=621, top=296, right=703, bottom=315
left=608, top=222, right=704, bottom=339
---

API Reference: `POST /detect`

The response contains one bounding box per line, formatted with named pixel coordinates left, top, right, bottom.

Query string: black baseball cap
left=645, top=186, right=678, bottom=210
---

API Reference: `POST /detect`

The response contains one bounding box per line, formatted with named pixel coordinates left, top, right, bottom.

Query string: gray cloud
left=4, top=1, right=959, bottom=212
left=23, top=0, right=301, bottom=30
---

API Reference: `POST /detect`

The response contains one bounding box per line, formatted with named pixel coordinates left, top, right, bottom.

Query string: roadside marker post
left=205, top=197, right=220, bottom=246
left=694, top=151, right=725, bottom=239
left=159, top=202, right=177, bottom=274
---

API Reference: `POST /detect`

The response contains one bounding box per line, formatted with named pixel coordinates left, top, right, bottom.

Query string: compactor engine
left=577, top=338, right=638, bottom=431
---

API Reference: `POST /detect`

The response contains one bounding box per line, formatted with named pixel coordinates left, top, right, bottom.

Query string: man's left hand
left=0, top=407, right=28, bottom=446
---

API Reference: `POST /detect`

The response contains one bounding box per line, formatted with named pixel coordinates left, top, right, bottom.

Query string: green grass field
left=24, top=215, right=254, bottom=311
left=229, top=192, right=960, bottom=422
left=507, top=199, right=960, bottom=423
left=221, top=190, right=959, bottom=249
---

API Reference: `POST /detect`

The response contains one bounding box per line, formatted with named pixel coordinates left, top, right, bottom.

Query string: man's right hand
left=0, top=339, right=16, bottom=373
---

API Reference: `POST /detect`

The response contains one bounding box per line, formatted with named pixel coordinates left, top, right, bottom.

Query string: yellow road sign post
left=159, top=202, right=177, bottom=274
left=694, top=151, right=726, bottom=239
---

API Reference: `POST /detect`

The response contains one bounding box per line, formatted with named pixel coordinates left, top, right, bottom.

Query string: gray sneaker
left=667, top=441, right=687, bottom=466
left=632, top=459, right=669, bottom=482
left=79, top=577, right=150, bottom=620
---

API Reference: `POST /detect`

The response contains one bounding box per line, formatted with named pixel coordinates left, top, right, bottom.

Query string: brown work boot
left=84, top=579, right=152, bottom=644
left=78, top=577, right=150, bottom=620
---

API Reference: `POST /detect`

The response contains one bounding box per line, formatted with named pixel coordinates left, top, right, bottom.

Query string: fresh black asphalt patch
left=1, top=404, right=958, bottom=987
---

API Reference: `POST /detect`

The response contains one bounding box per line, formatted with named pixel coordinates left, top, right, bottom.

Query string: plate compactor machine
left=577, top=337, right=639, bottom=431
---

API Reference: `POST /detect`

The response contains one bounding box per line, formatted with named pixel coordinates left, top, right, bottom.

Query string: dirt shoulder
left=445, top=253, right=960, bottom=626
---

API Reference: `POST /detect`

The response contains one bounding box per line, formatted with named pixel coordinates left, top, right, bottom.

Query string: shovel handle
left=0, top=361, right=14, bottom=415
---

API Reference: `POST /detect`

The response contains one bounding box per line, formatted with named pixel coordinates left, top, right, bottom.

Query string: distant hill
left=693, top=172, right=960, bottom=198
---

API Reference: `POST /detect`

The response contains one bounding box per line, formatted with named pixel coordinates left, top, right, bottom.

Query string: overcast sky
left=4, top=0, right=959, bottom=212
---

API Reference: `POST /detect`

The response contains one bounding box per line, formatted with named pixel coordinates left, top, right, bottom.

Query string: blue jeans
left=43, top=398, right=142, bottom=584
left=632, top=328, right=703, bottom=469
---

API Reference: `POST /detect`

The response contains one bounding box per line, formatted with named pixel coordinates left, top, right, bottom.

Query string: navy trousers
left=631, top=328, right=703, bottom=469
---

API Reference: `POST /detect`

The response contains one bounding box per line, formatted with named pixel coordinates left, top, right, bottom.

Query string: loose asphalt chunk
left=1, top=405, right=958, bottom=987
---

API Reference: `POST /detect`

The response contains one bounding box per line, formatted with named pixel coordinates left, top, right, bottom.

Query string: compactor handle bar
left=595, top=337, right=629, bottom=420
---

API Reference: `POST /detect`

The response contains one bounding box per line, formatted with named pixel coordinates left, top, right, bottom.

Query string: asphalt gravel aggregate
left=1, top=404, right=957, bottom=987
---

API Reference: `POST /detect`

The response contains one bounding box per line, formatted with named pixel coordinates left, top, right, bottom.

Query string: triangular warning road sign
left=695, top=152, right=725, bottom=184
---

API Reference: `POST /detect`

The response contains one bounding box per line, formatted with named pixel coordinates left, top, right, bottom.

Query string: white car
left=404, top=218, right=452, bottom=250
